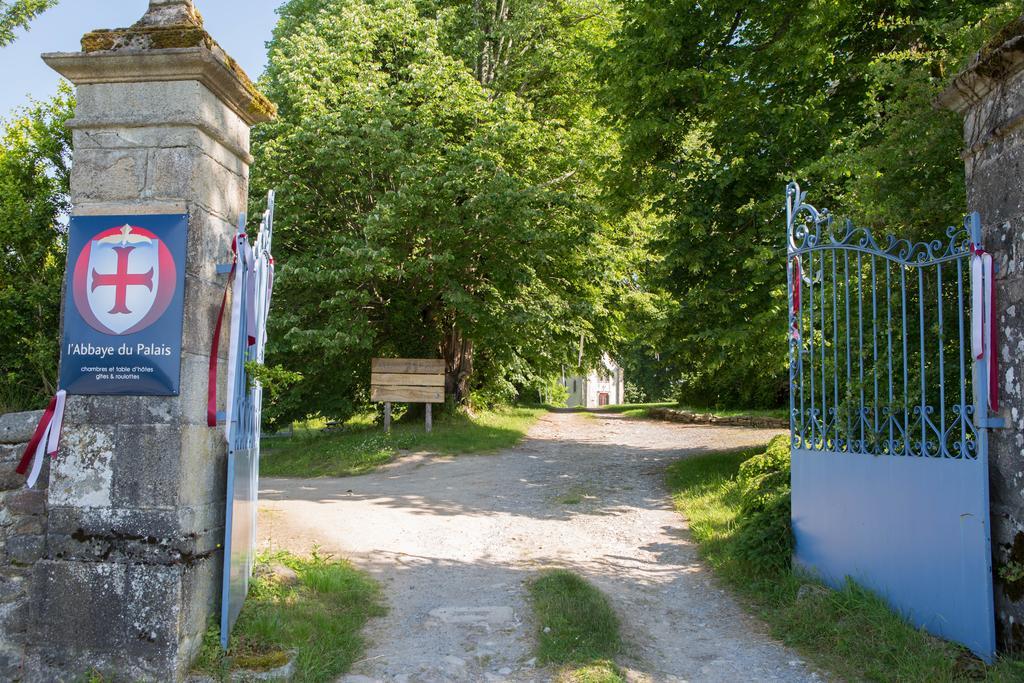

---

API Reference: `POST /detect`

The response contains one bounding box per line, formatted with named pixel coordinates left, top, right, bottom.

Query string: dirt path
left=258, top=411, right=819, bottom=682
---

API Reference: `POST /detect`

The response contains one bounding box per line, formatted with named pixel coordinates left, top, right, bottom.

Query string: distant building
left=563, top=355, right=624, bottom=408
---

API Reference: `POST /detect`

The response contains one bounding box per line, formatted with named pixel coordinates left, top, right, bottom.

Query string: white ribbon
left=971, top=250, right=993, bottom=361
left=47, top=390, right=66, bottom=456
left=971, top=252, right=985, bottom=360
left=226, top=229, right=262, bottom=444
left=225, top=233, right=250, bottom=443
left=971, top=246, right=1001, bottom=412
left=25, top=390, right=66, bottom=489
left=26, top=421, right=52, bottom=489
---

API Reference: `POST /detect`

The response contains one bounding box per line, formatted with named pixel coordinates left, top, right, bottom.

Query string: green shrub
left=733, top=435, right=793, bottom=573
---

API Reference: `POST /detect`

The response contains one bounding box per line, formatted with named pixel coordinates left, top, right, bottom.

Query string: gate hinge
left=981, top=416, right=1007, bottom=429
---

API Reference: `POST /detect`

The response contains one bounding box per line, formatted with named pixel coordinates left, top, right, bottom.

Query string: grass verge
left=261, top=406, right=545, bottom=478
left=528, top=569, right=624, bottom=683
left=192, top=550, right=385, bottom=683
left=667, top=448, right=1024, bottom=682
left=593, top=402, right=788, bottom=421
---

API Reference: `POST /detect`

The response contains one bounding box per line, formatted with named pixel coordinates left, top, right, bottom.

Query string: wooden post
left=384, top=402, right=392, bottom=433
left=425, top=403, right=433, bottom=433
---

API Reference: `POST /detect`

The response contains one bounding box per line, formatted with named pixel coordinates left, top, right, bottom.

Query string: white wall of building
left=564, top=356, right=624, bottom=409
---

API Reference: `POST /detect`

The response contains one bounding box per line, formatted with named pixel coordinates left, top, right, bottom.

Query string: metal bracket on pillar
left=216, top=410, right=227, bottom=425
left=983, top=416, right=1007, bottom=429
left=216, top=263, right=233, bottom=275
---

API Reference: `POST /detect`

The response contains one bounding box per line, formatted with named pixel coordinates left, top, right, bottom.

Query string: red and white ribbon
left=15, top=390, right=66, bottom=489
left=790, top=256, right=802, bottom=341
left=971, top=244, right=999, bottom=412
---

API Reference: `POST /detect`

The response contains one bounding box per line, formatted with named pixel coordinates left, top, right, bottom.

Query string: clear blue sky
left=0, top=1, right=282, bottom=120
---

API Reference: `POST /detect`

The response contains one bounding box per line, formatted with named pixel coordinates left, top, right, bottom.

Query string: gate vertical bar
left=885, top=261, right=894, bottom=453
left=832, top=251, right=840, bottom=448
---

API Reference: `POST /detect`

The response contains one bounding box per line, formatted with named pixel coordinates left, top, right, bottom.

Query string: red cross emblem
left=72, top=225, right=178, bottom=336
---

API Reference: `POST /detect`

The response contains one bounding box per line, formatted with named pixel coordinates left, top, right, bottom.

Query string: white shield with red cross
left=72, top=224, right=178, bottom=336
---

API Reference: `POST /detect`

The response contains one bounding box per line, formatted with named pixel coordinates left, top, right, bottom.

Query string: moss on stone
left=980, top=15, right=1024, bottom=59
left=233, top=649, right=290, bottom=672
left=1002, top=532, right=1024, bottom=603
left=81, top=26, right=212, bottom=53
left=969, top=15, right=1024, bottom=82
left=186, top=4, right=204, bottom=28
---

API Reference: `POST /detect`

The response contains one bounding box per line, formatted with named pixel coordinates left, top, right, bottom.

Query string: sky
left=0, top=0, right=283, bottom=120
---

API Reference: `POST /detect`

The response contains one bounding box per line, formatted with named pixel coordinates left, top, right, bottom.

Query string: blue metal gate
left=220, top=191, right=276, bottom=649
left=786, top=183, right=997, bottom=661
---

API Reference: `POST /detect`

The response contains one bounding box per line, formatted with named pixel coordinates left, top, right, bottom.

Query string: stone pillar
left=938, top=16, right=1024, bottom=651
left=27, top=2, right=274, bottom=680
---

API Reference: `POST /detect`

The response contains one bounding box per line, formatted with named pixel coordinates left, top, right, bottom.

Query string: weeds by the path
left=667, top=448, right=1024, bottom=682
left=528, top=569, right=624, bottom=682
left=192, top=551, right=386, bottom=683
left=592, top=402, right=788, bottom=421
left=262, top=406, right=544, bottom=478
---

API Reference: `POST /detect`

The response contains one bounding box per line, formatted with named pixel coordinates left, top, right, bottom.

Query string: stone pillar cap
left=135, top=1, right=202, bottom=29
left=40, top=0, right=275, bottom=126
left=937, top=16, right=1024, bottom=113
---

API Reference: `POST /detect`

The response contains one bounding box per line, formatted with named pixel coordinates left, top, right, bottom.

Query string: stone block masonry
left=0, top=411, right=46, bottom=682
left=939, top=15, right=1024, bottom=651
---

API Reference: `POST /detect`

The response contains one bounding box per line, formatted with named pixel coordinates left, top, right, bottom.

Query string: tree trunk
left=442, top=327, right=474, bottom=405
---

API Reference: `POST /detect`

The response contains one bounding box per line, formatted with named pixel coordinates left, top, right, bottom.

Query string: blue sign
left=59, top=214, right=188, bottom=396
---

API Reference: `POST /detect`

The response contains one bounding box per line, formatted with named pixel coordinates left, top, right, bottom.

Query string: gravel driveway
left=258, top=411, right=819, bottom=682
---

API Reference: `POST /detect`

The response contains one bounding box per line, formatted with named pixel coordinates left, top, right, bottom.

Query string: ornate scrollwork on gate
left=786, top=182, right=980, bottom=459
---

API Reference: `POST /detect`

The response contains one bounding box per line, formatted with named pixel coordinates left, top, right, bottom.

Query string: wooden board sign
left=372, top=358, right=445, bottom=374
left=370, top=358, right=445, bottom=404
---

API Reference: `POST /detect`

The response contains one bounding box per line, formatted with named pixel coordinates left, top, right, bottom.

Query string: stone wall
left=938, top=18, right=1024, bottom=651
left=0, top=411, right=46, bottom=681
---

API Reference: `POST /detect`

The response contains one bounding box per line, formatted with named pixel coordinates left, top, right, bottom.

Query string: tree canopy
left=0, top=86, right=72, bottom=411
left=0, top=0, right=57, bottom=46
left=601, top=0, right=1019, bottom=408
left=253, top=0, right=649, bottom=424
left=0, top=0, right=1019, bottom=419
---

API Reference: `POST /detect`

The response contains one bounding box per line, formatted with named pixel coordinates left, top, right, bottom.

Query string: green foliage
left=618, top=343, right=679, bottom=404
left=602, top=1, right=1020, bottom=409
left=244, top=362, right=302, bottom=398
left=244, top=361, right=303, bottom=428
left=527, top=374, right=570, bottom=406
left=0, top=0, right=57, bottom=46
left=999, top=559, right=1024, bottom=584
left=666, top=448, right=1024, bottom=682
left=734, top=436, right=793, bottom=573
left=0, top=85, right=73, bottom=412
left=192, top=550, right=386, bottom=683
left=528, top=569, right=622, bottom=667
left=253, top=0, right=649, bottom=424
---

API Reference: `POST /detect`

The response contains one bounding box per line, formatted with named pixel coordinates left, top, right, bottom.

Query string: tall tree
left=0, top=0, right=57, bottom=46
left=602, top=0, right=1017, bottom=409
left=252, top=0, right=632, bottom=424
left=0, top=85, right=73, bottom=411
